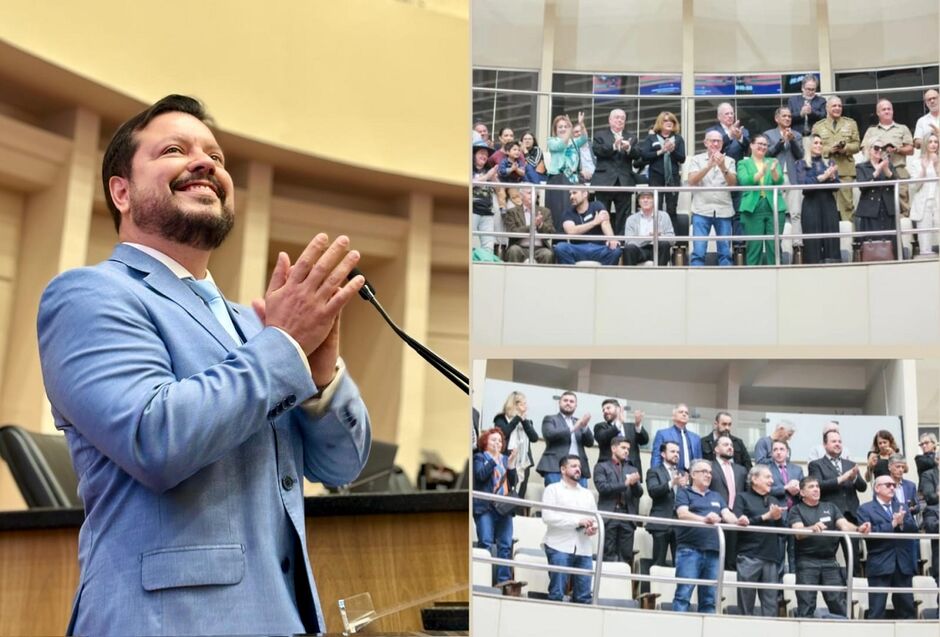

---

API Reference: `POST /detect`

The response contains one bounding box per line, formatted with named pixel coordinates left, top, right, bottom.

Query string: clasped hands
left=252, top=233, right=365, bottom=388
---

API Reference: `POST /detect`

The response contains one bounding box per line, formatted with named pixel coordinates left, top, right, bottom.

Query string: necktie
left=779, top=464, right=792, bottom=508
left=883, top=502, right=893, bottom=518
left=679, top=428, right=690, bottom=472
left=668, top=466, right=677, bottom=494
left=722, top=461, right=736, bottom=509
left=185, top=278, right=242, bottom=344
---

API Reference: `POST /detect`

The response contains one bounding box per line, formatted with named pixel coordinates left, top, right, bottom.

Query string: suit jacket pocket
left=141, top=543, right=245, bottom=591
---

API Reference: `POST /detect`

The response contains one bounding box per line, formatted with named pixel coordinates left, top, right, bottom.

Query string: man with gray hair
left=592, top=108, right=640, bottom=235
left=686, top=130, right=737, bottom=266
left=673, top=459, right=743, bottom=613
left=811, top=95, right=860, bottom=221
left=808, top=421, right=851, bottom=461
left=753, top=421, right=795, bottom=466
left=734, top=465, right=784, bottom=616
left=706, top=103, right=750, bottom=251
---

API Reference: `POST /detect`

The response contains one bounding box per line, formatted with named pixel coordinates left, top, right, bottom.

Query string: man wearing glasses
left=855, top=476, right=919, bottom=619
left=672, top=459, right=744, bottom=613
left=913, top=88, right=940, bottom=149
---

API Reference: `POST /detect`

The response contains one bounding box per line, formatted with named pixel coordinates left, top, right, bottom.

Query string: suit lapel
left=109, top=244, right=234, bottom=351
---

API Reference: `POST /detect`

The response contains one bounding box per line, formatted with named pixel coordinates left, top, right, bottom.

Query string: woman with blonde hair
left=909, top=132, right=940, bottom=256
left=494, top=391, right=539, bottom=498
left=639, top=111, right=686, bottom=225
left=795, top=133, right=841, bottom=263
left=545, top=111, right=589, bottom=230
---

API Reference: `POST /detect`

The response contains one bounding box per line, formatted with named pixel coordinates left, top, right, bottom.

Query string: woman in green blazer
left=737, top=134, right=788, bottom=265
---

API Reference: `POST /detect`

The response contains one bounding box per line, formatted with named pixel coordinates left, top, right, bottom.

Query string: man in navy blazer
left=650, top=403, right=702, bottom=473
left=37, top=96, right=371, bottom=636
left=767, top=439, right=803, bottom=574
left=856, top=476, right=920, bottom=619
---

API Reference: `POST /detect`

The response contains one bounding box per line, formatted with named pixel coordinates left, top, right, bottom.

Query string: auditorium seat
left=512, top=515, right=546, bottom=552
left=473, top=547, right=494, bottom=587
left=0, top=424, right=79, bottom=508
left=912, top=575, right=938, bottom=618
left=514, top=548, right=550, bottom=597
left=598, top=560, right=633, bottom=602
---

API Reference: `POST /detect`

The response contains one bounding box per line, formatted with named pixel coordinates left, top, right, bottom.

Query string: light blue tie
left=185, top=278, right=241, bottom=344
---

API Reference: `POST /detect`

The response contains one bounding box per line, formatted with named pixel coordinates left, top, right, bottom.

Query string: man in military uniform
left=811, top=96, right=860, bottom=221
left=861, top=99, right=914, bottom=217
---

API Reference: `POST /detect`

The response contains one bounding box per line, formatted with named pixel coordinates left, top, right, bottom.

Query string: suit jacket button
left=281, top=475, right=295, bottom=490
left=285, top=395, right=296, bottom=407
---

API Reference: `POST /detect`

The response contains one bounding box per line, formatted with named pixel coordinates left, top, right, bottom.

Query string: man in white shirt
left=686, top=130, right=737, bottom=266
left=622, top=190, right=675, bottom=266
left=542, top=455, right=599, bottom=603
left=913, top=88, right=940, bottom=149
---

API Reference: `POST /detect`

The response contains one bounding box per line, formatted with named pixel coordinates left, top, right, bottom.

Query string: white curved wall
left=471, top=261, right=940, bottom=359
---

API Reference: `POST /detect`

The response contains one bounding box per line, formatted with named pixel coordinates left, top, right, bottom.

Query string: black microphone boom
left=348, top=268, right=469, bottom=394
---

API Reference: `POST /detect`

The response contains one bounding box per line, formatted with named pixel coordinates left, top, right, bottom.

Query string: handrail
left=472, top=491, right=940, bottom=609
left=472, top=177, right=940, bottom=265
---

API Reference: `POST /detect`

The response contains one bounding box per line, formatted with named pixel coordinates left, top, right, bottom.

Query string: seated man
left=542, top=455, right=599, bottom=603
left=503, top=187, right=555, bottom=263
left=622, top=190, right=675, bottom=266
left=553, top=189, right=622, bottom=265
left=686, top=130, right=737, bottom=266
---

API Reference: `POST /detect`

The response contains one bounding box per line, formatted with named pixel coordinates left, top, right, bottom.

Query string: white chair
left=512, top=515, right=545, bottom=552
left=649, top=564, right=677, bottom=610
left=913, top=574, right=939, bottom=618
left=851, top=576, right=869, bottom=619
left=720, top=569, right=738, bottom=613
left=598, top=560, right=633, bottom=601
left=514, top=548, right=550, bottom=596
left=633, top=527, right=653, bottom=568
left=473, top=547, right=494, bottom=587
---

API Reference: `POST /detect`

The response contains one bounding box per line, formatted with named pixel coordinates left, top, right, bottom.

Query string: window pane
left=496, top=70, right=538, bottom=92
left=552, top=73, right=593, bottom=94
left=835, top=71, right=876, bottom=92
left=737, top=75, right=782, bottom=96
left=842, top=92, right=878, bottom=131
left=736, top=98, right=783, bottom=138
left=639, top=74, right=682, bottom=96
left=694, top=98, right=725, bottom=148
left=550, top=95, right=593, bottom=136
left=876, top=67, right=922, bottom=89
left=493, top=93, right=538, bottom=143
left=877, top=90, right=923, bottom=137
left=924, top=65, right=939, bottom=86
left=472, top=89, right=496, bottom=134
left=782, top=72, right=818, bottom=94
left=695, top=75, right=735, bottom=97
left=472, top=68, right=498, bottom=89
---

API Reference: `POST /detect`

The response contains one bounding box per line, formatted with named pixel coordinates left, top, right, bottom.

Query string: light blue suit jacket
left=37, top=244, right=371, bottom=636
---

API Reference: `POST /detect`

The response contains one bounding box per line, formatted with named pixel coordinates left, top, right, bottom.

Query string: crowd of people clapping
left=472, top=390, right=939, bottom=618
left=472, top=77, right=940, bottom=266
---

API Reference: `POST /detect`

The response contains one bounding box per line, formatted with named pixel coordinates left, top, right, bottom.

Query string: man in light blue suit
left=37, top=95, right=371, bottom=636
left=649, top=403, right=702, bottom=473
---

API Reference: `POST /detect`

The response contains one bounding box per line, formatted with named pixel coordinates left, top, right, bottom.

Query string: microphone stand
left=352, top=271, right=469, bottom=395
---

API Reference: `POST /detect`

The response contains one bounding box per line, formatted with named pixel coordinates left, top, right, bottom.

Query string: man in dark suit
left=594, top=436, right=643, bottom=564
left=592, top=108, right=639, bottom=235
left=807, top=430, right=867, bottom=575
left=594, top=398, right=648, bottom=474
left=646, top=441, right=686, bottom=566
left=856, top=476, right=920, bottom=618
left=709, top=434, right=748, bottom=569
left=701, top=411, right=752, bottom=468
left=787, top=75, right=827, bottom=141
left=650, top=403, right=702, bottom=473
left=536, top=391, right=594, bottom=487
left=920, top=465, right=939, bottom=581
left=768, top=439, right=804, bottom=575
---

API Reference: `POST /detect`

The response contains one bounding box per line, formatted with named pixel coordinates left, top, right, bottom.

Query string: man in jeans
left=673, top=459, right=743, bottom=612
left=541, top=455, right=599, bottom=603
left=686, top=130, right=737, bottom=266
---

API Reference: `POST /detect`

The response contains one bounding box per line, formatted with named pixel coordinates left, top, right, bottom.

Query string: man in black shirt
left=735, top=465, right=784, bottom=616
left=593, top=437, right=643, bottom=564
left=788, top=476, right=870, bottom=618
left=700, top=411, right=752, bottom=468
left=594, top=399, right=648, bottom=473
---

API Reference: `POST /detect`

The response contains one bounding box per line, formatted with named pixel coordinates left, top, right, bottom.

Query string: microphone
left=347, top=268, right=469, bottom=395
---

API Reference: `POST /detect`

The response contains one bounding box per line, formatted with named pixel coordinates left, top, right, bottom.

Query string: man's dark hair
left=772, top=439, right=790, bottom=451
left=660, top=441, right=679, bottom=455
left=559, top=454, right=581, bottom=469
left=101, top=94, right=214, bottom=232
left=714, top=410, right=732, bottom=423
left=601, top=398, right=619, bottom=408
left=610, top=435, right=627, bottom=449
left=560, top=391, right=577, bottom=400
left=715, top=433, right=733, bottom=445
left=799, top=476, right=819, bottom=489
left=823, top=429, right=840, bottom=444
